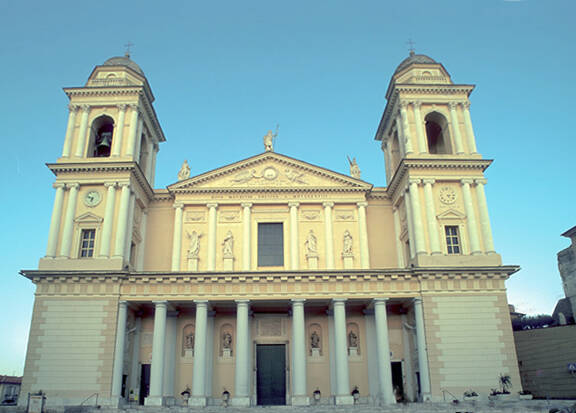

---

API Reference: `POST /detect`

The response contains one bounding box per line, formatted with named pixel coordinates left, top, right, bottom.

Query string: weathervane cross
left=124, top=41, right=134, bottom=58
left=406, top=38, right=416, bottom=55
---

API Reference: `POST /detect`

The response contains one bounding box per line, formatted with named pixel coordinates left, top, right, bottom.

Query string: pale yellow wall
left=366, top=199, right=398, bottom=268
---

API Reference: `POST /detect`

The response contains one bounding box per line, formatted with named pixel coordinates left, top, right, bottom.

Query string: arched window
left=88, top=115, right=114, bottom=157
left=425, top=112, right=452, bottom=154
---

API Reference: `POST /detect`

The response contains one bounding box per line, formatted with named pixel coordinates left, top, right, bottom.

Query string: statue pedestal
left=187, top=256, right=198, bottom=271
left=342, top=253, right=354, bottom=269
left=223, top=256, right=234, bottom=271
left=222, top=348, right=232, bottom=358
left=311, top=348, right=321, bottom=358
left=306, top=254, right=318, bottom=270
left=348, top=347, right=358, bottom=357
left=184, top=349, right=194, bottom=359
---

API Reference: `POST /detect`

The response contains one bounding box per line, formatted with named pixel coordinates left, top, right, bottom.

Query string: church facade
left=20, top=53, right=521, bottom=408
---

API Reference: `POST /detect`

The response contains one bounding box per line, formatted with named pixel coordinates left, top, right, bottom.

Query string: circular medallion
left=84, top=190, right=102, bottom=207
left=262, top=166, right=278, bottom=180
left=439, top=187, right=457, bottom=205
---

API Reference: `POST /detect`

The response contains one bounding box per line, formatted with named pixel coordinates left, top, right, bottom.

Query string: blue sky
left=1, top=0, right=574, bottom=376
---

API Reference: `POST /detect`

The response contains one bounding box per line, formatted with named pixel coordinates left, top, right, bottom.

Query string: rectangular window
left=79, top=229, right=96, bottom=258
left=445, top=226, right=461, bottom=254
left=258, top=223, right=284, bottom=266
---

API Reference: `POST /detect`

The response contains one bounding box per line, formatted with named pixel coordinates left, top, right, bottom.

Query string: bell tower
left=376, top=52, right=501, bottom=268
left=39, top=54, right=165, bottom=271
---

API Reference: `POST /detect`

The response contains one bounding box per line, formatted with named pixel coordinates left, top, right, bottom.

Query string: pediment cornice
left=168, top=152, right=373, bottom=194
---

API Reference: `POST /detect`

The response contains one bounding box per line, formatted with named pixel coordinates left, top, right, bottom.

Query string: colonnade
left=395, top=100, right=478, bottom=156
left=110, top=297, right=431, bottom=407
left=170, top=201, right=371, bottom=271
left=403, top=178, right=495, bottom=258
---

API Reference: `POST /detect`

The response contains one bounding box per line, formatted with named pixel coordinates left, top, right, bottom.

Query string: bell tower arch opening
left=424, top=112, right=451, bottom=154
left=89, top=115, right=115, bottom=158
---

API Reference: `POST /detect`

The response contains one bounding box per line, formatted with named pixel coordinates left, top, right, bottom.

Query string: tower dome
left=394, top=51, right=437, bottom=75
left=102, top=54, right=145, bottom=76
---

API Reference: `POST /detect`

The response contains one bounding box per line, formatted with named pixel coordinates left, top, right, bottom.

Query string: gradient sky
left=1, top=0, right=574, bottom=376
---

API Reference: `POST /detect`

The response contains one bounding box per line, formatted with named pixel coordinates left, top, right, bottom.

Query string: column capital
left=413, top=297, right=423, bottom=305
left=68, top=104, right=79, bottom=112
left=373, top=298, right=389, bottom=306
left=80, top=104, right=91, bottom=113
left=322, top=201, right=334, bottom=208
left=409, top=178, right=421, bottom=185
left=449, top=101, right=458, bottom=110
left=461, top=178, right=474, bottom=185
left=412, top=100, right=422, bottom=109
left=235, top=299, right=250, bottom=305
left=128, top=103, right=139, bottom=111
left=67, top=183, right=80, bottom=190
left=356, top=201, right=368, bottom=208
left=104, top=182, right=117, bottom=189
left=152, top=300, right=168, bottom=308
left=53, top=182, right=66, bottom=190
left=241, top=202, right=253, bottom=208
left=117, top=104, right=128, bottom=111
left=207, top=202, right=218, bottom=209
left=291, top=298, right=306, bottom=305
left=422, top=178, right=436, bottom=185
left=118, top=181, right=131, bottom=188
left=288, top=201, right=300, bottom=208
left=463, top=101, right=471, bottom=110
left=119, top=300, right=128, bottom=308
left=399, top=100, right=409, bottom=109
left=475, top=178, right=487, bottom=185
left=332, top=298, right=347, bottom=305
left=194, top=300, right=209, bottom=306
left=173, top=201, right=184, bottom=209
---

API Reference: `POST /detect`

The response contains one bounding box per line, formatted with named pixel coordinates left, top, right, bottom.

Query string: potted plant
left=518, top=390, right=533, bottom=400
left=499, top=374, right=512, bottom=394
left=463, top=390, right=479, bottom=401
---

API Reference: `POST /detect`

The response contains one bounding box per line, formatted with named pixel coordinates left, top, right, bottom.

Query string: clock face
left=84, top=190, right=102, bottom=207
left=439, top=187, right=457, bottom=205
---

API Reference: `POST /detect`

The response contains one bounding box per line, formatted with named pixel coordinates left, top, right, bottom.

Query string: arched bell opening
left=425, top=112, right=452, bottom=155
left=88, top=115, right=114, bottom=158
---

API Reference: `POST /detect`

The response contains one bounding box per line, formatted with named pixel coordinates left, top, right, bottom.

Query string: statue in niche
left=348, top=156, right=361, bottom=179
left=305, top=230, right=318, bottom=255
left=222, top=230, right=234, bottom=257
left=343, top=230, right=353, bottom=254
left=178, top=160, right=191, bottom=181
left=186, top=230, right=202, bottom=257
left=310, top=331, right=321, bottom=349
left=222, top=332, right=232, bottom=349
left=348, top=330, right=358, bottom=348
left=184, top=333, right=194, bottom=349
left=263, top=128, right=278, bottom=152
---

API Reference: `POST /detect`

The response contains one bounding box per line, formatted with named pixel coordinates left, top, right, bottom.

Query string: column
left=129, top=316, right=141, bottom=401
left=373, top=298, right=395, bottom=405
left=461, top=179, right=482, bottom=255
left=233, top=300, right=251, bottom=407
left=149, top=144, right=159, bottom=188
left=475, top=178, right=495, bottom=254
left=74, top=105, right=90, bottom=157
left=146, top=301, right=168, bottom=406
left=392, top=207, right=406, bottom=267
left=401, top=314, right=415, bottom=401
left=242, top=203, right=252, bottom=270
left=191, top=301, right=208, bottom=406
left=113, top=183, right=132, bottom=259
left=45, top=183, right=66, bottom=258
left=111, top=104, right=127, bottom=157
left=462, top=102, right=478, bottom=154
left=289, top=202, right=299, bottom=270
left=323, top=202, right=335, bottom=269
left=399, top=101, right=414, bottom=154
left=171, top=202, right=184, bottom=271
left=332, top=299, right=353, bottom=405
left=357, top=202, right=370, bottom=269
left=125, top=105, right=139, bottom=157
left=422, top=179, right=441, bottom=255
left=449, top=102, right=465, bottom=154
left=403, top=193, right=416, bottom=260
left=408, top=179, right=427, bottom=255
left=162, top=313, right=177, bottom=402
left=412, top=101, right=427, bottom=154
left=207, top=203, right=218, bottom=271
left=291, top=299, right=309, bottom=406
left=413, top=298, right=431, bottom=401
left=111, top=301, right=128, bottom=404
left=99, top=183, right=117, bottom=258
left=61, top=105, right=78, bottom=157
left=133, top=118, right=144, bottom=160
left=123, top=193, right=136, bottom=262
left=59, top=183, right=79, bottom=258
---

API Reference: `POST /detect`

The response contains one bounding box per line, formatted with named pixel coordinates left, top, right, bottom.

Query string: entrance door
left=256, top=344, right=286, bottom=405
left=139, top=364, right=151, bottom=405
left=391, top=361, right=404, bottom=402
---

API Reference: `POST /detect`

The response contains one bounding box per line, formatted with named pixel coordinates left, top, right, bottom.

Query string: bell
left=95, top=132, right=112, bottom=156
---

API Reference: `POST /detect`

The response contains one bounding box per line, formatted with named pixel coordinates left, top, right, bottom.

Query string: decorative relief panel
left=257, top=317, right=285, bottom=337
left=334, top=209, right=356, bottom=221
left=219, top=210, right=241, bottom=223
left=185, top=212, right=206, bottom=222
left=301, top=209, right=321, bottom=221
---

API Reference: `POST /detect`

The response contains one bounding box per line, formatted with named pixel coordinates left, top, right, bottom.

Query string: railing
left=79, top=392, right=99, bottom=407
left=87, top=78, right=135, bottom=87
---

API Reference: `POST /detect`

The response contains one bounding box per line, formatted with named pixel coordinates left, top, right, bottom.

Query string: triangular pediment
left=436, top=209, right=466, bottom=220
left=168, top=152, right=372, bottom=193
left=74, top=212, right=103, bottom=223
